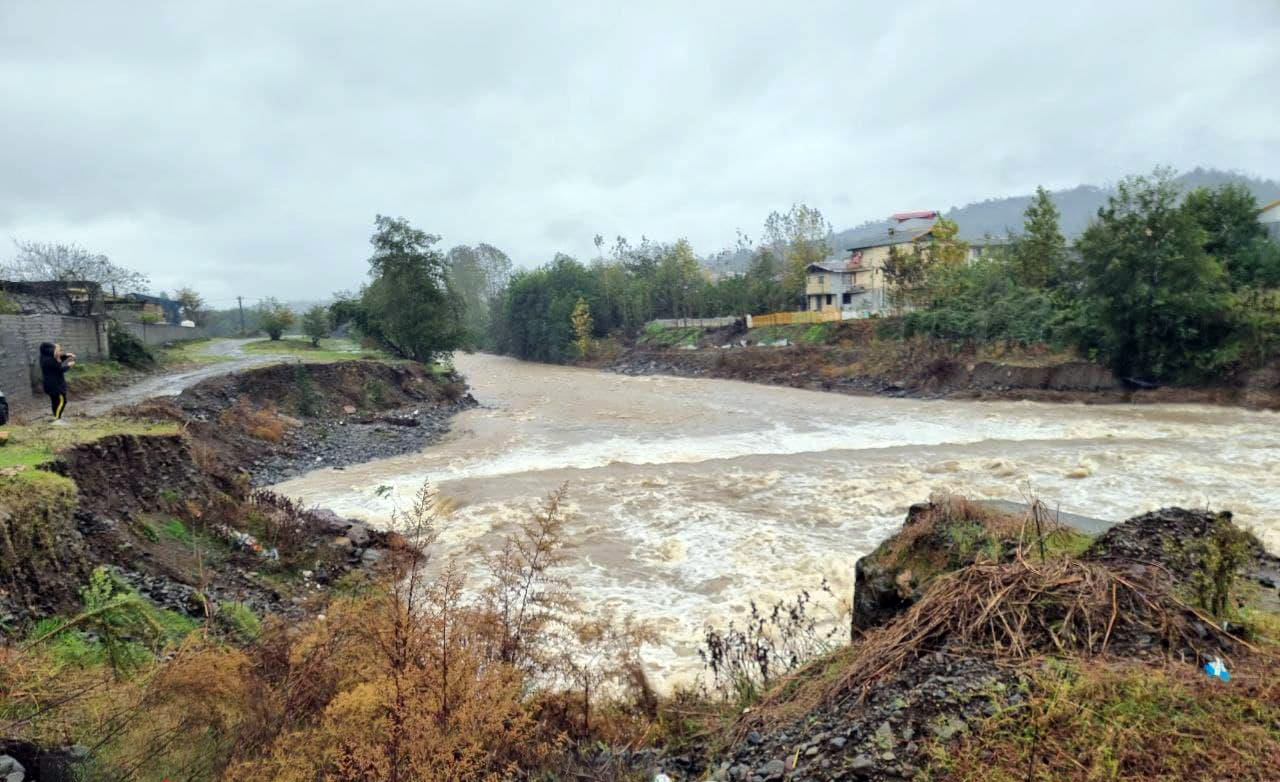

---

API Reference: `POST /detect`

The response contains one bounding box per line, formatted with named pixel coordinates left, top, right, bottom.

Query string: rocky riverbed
left=248, top=398, right=476, bottom=486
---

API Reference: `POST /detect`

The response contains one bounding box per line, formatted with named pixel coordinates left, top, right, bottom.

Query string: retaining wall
left=0, top=314, right=111, bottom=413
left=646, top=316, right=742, bottom=329
left=119, top=321, right=206, bottom=346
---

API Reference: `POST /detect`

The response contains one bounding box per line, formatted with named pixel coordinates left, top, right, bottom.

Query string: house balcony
left=805, top=280, right=869, bottom=297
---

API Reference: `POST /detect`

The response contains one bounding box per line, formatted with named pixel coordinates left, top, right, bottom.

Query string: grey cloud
left=1, top=0, right=1276, bottom=302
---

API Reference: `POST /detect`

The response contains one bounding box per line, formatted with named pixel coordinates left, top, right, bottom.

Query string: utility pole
left=237, top=296, right=245, bottom=336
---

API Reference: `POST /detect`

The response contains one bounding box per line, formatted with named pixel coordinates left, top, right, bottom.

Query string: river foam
left=271, top=354, right=1280, bottom=685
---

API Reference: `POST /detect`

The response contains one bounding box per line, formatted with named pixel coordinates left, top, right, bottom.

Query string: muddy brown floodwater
left=271, top=353, right=1280, bottom=686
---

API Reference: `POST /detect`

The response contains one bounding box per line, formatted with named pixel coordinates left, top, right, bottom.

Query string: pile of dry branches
left=825, top=556, right=1239, bottom=707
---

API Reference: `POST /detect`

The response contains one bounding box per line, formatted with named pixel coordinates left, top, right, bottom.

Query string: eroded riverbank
left=270, top=353, right=1280, bottom=685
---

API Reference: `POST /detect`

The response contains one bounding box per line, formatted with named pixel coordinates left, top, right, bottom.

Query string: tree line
left=891, top=169, right=1280, bottom=382
left=330, top=205, right=834, bottom=364
left=332, top=168, right=1279, bottom=384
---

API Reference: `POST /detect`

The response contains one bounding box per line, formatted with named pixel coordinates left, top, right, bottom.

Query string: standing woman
left=39, top=342, right=75, bottom=423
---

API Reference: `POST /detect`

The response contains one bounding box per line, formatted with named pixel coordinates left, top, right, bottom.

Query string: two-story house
left=805, top=211, right=940, bottom=313
left=805, top=211, right=1005, bottom=314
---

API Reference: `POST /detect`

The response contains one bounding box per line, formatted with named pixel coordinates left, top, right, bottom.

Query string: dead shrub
left=245, top=490, right=311, bottom=563
left=700, top=580, right=842, bottom=704
left=476, top=484, right=578, bottom=672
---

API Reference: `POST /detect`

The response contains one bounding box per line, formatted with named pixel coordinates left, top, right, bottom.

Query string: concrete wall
left=119, top=321, right=207, bottom=346
left=646, top=316, right=741, bottom=329
left=0, top=314, right=111, bottom=414
left=0, top=319, right=29, bottom=412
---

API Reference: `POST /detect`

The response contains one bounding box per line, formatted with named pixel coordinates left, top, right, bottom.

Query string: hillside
left=707, top=168, right=1280, bottom=277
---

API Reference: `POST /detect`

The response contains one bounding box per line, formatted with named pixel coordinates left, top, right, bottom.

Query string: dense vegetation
left=384, top=167, right=1274, bottom=383
left=485, top=207, right=827, bottom=362
left=897, top=171, right=1280, bottom=382
left=332, top=216, right=468, bottom=362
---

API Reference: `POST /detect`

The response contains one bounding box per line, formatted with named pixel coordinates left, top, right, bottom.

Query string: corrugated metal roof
left=844, top=215, right=938, bottom=251
left=806, top=260, right=856, bottom=273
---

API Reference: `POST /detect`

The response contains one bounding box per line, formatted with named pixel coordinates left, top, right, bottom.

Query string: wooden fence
left=748, top=309, right=843, bottom=328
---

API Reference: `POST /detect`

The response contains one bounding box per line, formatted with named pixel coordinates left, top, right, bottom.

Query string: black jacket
left=39, top=344, right=71, bottom=395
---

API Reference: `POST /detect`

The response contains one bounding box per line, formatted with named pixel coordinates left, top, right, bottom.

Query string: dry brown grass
left=927, top=655, right=1280, bottom=781
left=741, top=554, right=1248, bottom=735
left=219, top=400, right=285, bottom=442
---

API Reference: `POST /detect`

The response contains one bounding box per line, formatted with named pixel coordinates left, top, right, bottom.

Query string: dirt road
left=78, top=339, right=282, bottom=416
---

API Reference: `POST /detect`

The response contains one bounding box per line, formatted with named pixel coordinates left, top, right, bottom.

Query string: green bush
left=218, top=601, right=261, bottom=642
left=107, top=321, right=156, bottom=369
left=902, top=257, right=1061, bottom=346
left=294, top=365, right=319, bottom=417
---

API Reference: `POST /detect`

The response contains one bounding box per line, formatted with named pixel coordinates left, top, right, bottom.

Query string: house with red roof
left=804, top=211, right=1002, bottom=315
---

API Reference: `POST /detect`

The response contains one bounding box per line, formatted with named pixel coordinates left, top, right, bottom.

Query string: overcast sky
left=2, top=1, right=1277, bottom=305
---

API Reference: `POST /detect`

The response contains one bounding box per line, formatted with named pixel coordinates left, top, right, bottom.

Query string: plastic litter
left=1204, top=656, right=1231, bottom=682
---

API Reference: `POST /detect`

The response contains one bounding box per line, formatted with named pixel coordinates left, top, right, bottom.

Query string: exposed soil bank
left=606, top=344, right=1280, bottom=409
left=132, top=360, right=477, bottom=485
left=1, top=359, right=473, bottom=632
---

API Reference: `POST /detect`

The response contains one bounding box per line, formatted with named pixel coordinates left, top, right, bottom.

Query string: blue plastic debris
left=1204, top=656, right=1231, bottom=682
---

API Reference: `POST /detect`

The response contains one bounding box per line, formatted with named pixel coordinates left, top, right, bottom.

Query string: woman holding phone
left=39, top=341, right=76, bottom=423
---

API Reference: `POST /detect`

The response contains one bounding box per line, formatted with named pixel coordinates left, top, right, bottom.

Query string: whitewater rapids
left=271, top=353, right=1280, bottom=685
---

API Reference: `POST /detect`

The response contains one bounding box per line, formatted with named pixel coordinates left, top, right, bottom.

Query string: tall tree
left=653, top=239, right=703, bottom=318
left=446, top=245, right=490, bottom=345
left=1182, top=184, right=1280, bottom=289
left=2, top=239, right=149, bottom=313
left=883, top=217, right=969, bottom=311
left=354, top=216, right=467, bottom=362
left=1013, top=186, right=1069, bottom=288
left=174, top=286, right=206, bottom=325
left=762, top=204, right=831, bottom=304
left=570, top=297, right=593, bottom=359
left=1076, top=169, right=1231, bottom=381
left=475, top=243, right=514, bottom=301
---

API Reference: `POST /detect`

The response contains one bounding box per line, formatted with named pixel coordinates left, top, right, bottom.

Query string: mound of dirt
left=171, top=360, right=466, bottom=420
left=127, top=359, right=477, bottom=485
left=1086, top=507, right=1280, bottom=614
left=687, top=503, right=1261, bottom=782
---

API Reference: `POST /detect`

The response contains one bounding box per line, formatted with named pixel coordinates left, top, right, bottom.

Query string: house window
left=842, top=292, right=852, bottom=305
left=817, top=273, right=824, bottom=284
left=825, top=294, right=833, bottom=306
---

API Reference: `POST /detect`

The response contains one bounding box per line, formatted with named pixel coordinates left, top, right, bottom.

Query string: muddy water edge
left=269, top=352, right=1280, bottom=686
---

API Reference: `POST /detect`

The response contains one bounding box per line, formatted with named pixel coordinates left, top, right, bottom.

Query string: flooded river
left=271, top=353, right=1280, bottom=684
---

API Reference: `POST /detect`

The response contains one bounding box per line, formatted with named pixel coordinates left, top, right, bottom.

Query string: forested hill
left=834, top=167, right=1280, bottom=247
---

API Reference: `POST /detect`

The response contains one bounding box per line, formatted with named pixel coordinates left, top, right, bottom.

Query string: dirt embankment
left=1, top=360, right=473, bottom=633
left=132, top=360, right=477, bottom=485
left=607, top=342, right=1280, bottom=409
left=691, top=501, right=1280, bottom=782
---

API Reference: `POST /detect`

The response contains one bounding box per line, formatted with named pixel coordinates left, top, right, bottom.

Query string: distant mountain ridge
left=706, top=168, right=1280, bottom=276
